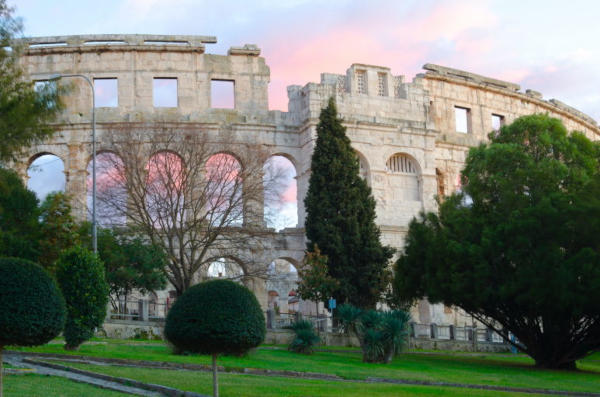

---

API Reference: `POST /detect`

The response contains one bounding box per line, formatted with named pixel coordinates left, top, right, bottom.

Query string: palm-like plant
left=288, top=319, right=320, bottom=354
left=339, top=305, right=411, bottom=363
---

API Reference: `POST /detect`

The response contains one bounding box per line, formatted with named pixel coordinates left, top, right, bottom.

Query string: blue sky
left=11, top=0, right=600, bottom=120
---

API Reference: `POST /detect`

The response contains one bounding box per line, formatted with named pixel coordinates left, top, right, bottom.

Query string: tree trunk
left=1, top=346, right=4, bottom=397
left=212, top=353, right=219, bottom=397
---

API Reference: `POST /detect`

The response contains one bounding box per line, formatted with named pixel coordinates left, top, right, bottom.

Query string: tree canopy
left=165, top=279, right=265, bottom=397
left=0, top=257, right=66, bottom=396
left=80, top=225, right=167, bottom=309
left=394, top=114, right=600, bottom=369
left=38, top=192, right=79, bottom=273
left=93, top=126, right=277, bottom=296
left=304, top=98, right=393, bottom=308
left=56, top=246, right=109, bottom=350
left=0, top=0, right=63, bottom=162
left=0, top=167, right=40, bottom=261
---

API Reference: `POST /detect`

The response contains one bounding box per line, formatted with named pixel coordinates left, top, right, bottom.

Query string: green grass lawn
left=3, top=373, right=128, bottom=396
left=10, top=339, right=600, bottom=394
left=56, top=362, right=550, bottom=397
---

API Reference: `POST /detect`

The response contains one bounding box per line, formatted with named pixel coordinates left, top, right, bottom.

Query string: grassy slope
left=60, top=362, right=550, bottom=397
left=11, top=340, right=600, bottom=393
left=3, top=373, right=128, bottom=396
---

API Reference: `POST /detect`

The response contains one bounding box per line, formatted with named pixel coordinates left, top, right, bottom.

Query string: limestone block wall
left=288, top=64, right=439, bottom=249
left=11, top=35, right=600, bottom=321
left=419, top=63, right=600, bottom=195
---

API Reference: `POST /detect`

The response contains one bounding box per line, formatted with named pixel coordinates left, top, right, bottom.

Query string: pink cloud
left=281, top=183, right=297, bottom=204
left=262, top=0, right=499, bottom=110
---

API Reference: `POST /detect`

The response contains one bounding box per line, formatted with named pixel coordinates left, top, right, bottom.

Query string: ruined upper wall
left=287, top=63, right=433, bottom=131
left=420, top=63, right=600, bottom=145
left=17, top=34, right=270, bottom=123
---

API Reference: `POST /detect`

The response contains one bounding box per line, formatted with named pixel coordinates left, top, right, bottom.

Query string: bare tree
left=95, top=124, right=284, bottom=296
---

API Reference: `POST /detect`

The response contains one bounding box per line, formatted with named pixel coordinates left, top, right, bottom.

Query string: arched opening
left=145, top=151, right=186, bottom=227
left=206, top=153, right=243, bottom=227
left=207, top=257, right=245, bottom=281
left=386, top=153, right=420, bottom=201
left=266, top=258, right=299, bottom=316
left=27, top=153, right=65, bottom=201
left=88, top=152, right=127, bottom=226
left=263, top=155, right=298, bottom=231
left=355, top=150, right=369, bottom=182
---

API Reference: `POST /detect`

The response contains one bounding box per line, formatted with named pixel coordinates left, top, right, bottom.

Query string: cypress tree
left=304, top=98, right=393, bottom=309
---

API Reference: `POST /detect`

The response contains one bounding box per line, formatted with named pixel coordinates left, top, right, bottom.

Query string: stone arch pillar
left=246, top=276, right=268, bottom=311
left=243, top=165, right=266, bottom=228
left=65, top=143, right=90, bottom=221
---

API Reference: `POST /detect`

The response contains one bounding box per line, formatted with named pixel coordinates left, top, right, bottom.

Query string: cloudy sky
left=11, top=0, right=600, bottom=121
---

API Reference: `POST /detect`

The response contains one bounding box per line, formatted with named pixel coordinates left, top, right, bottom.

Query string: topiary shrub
left=287, top=319, right=320, bottom=354
left=165, top=279, right=265, bottom=397
left=55, top=246, right=109, bottom=350
left=0, top=257, right=66, bottom=396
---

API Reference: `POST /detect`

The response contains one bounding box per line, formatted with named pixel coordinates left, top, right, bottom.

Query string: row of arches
left=27, top=152, right=299, bottom=231
left=27, top=149, right=427, bottom=227
left=203, top=256, right=300, bottom=314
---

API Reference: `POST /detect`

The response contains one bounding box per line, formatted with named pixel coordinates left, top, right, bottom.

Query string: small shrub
left=336, top=303, right=362, bottom=334
left=288, top=320, right=320, bottom=354
left=0, top=257, right=66, bottom=396
left=0, top=258, right=66, bottom=346
left=337, top=304, right=411, bottom=363
left=56, top=246, right=109, bottom=350
left=165, top=279, right=265, bottom=397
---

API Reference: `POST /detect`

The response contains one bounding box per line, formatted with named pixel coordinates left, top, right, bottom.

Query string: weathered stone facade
left=13, top=35, right=600, bottom=322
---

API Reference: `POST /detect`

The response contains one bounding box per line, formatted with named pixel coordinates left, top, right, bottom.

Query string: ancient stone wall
left=13, top=35, right=600, bottom=320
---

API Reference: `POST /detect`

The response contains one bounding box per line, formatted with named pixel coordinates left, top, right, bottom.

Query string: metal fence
left=266, top=311, right=330, bottom=332
left=109, top=300, right=168, bottom=322
left=410, top=322, right=506, bottom=344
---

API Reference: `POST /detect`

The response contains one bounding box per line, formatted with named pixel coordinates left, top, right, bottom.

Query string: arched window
left=386, top=153, right=420, bottom=201
left=206, top=153, right=243, bottom=226
left=27, top=154, right=65, bottom=201
left=207, top=257, right=244, bottom=281
left=145, top=151, right=186, bottom=227
left=263, top=155, right=297, bottom=231
left=89, top=152, right=127, bottom=226
left=355, top=150, right=369, bottom=181
left=386, top=153, right=418, bottom=174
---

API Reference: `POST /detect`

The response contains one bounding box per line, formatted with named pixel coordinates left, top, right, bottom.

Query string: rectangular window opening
left=211, top=80, right=235, bottom=109
left=454, top=106, right=470, bottom=133
left=94, top=78, right=118, bottom=108
left=492, top=114, right=504, bottom=131
left=377, top=72, right=387, bottom=96
left=29, top=42, right=68, bottom=48
left=34, top=80, right=58, bottom=109
left=356, top=70, right=367, bottom=94
left=84, top=40, right=126, bottom=46
left=153, top=78, right=178, bottom=108
left=144, top=40, right=189, bottom=46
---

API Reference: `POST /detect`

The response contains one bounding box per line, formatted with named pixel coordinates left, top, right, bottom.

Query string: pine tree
left=304, top=98, right=393, bottom=309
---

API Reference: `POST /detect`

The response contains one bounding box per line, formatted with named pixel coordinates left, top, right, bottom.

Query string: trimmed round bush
left=0, top=257, right=65, bottom=347
left=56, top=246, right=109, bottom=350
left=165, top=279, right=266, bottom=355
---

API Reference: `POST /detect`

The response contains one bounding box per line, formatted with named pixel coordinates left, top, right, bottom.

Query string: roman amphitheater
left=11, top=34, right=600, bottom=331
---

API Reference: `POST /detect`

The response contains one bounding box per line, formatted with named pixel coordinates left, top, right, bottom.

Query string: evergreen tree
left=0, top=168, right=40, bottom=260
left=304, top=98, right=393, bottom=309
left=394, top=114, right=600, bottom=369
left=38, top=192, right=79, bottom=273
left=0, top=1, right=63, bottom=162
